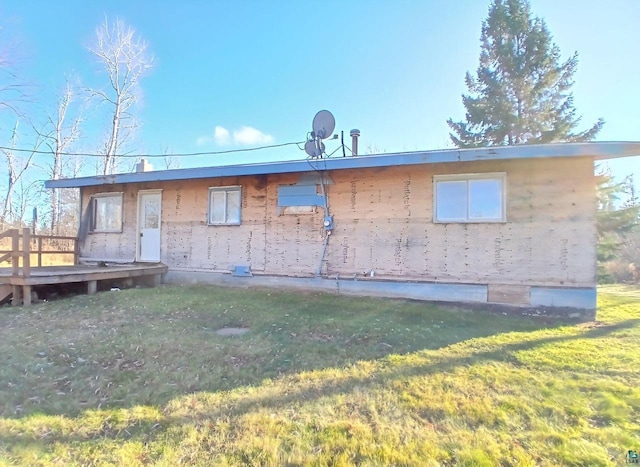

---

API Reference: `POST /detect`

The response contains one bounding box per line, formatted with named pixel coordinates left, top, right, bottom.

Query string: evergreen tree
left=447, top=0, right=603, bottom=147
left=595, top=168, right=640, bottom=282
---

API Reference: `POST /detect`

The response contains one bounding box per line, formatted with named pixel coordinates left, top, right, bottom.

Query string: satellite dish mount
left=305, top=110, right=336, bottom=158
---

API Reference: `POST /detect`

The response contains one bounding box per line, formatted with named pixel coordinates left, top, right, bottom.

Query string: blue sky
left=2, top=0, right=639, bottom=183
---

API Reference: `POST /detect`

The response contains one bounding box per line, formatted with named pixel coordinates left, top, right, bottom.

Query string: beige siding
left=79, top=157, right=596, bottom=287
left=322, top=158, right=595, bottom=287
left=80, top=189, right=137, bottom=261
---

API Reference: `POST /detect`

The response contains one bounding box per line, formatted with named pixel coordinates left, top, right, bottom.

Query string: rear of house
left=47, top=142, right=640, bottom=318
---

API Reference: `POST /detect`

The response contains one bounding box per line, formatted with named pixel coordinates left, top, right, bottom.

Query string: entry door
left=138, top=191, right=161, bottom=262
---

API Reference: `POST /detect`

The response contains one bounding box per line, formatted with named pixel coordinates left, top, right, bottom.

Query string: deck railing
left=0, top=228, right=79, bottom=277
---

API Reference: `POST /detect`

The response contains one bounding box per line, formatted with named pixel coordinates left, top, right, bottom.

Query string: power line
left=0, top=140, right=307, bottom=158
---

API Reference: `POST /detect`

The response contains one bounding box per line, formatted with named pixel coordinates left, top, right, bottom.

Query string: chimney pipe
left=350, top=129, right=360, bottom=156
left=136, top=158, right=153, bottom=173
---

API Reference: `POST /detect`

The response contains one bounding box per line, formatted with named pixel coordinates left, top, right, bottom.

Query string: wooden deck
left=0, top=263, right=167, bottom=306
left=1, top=228, right=167, bottom=306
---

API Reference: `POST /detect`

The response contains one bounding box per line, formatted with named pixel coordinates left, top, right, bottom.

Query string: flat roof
left=45, top=141, right=640, bottom=188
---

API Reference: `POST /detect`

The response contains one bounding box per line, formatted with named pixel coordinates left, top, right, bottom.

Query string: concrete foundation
left=163, top=269, right=596, bottom=320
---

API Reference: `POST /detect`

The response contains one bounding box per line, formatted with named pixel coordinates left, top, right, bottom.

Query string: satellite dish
left=312, top=110, right=335, bottom=140
left=304, top=140, right=316, bottom=157
left=305, top=140, right=325, bottom=158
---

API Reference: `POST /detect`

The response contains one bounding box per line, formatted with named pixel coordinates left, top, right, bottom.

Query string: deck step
left=0, top=284, right=11, bottom=303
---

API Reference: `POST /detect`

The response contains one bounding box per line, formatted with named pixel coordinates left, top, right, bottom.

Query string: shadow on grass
left=166, top=318, right=640, bottom=422
left=2, top=314, right=636, bottom=453
left=0, top=289, right=555, bottom=420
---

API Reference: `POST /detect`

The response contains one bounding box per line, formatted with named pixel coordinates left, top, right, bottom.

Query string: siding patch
left=403, top=179, right=410, bottom=212
left=560, top=238, right=569, bottom=271
left=488, top=284, right=531, bottom=305
left=531, top=287, right=596, bottom=310
left=493, top=236, right=503, bottom=272
left=350, top=181, right=357, bottom=210
left=342, top=237, right=349, bottom=264
left=277, top=185, right=325, bottom=208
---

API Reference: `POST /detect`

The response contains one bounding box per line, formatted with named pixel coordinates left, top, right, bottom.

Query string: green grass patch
left=0, top=284, right=638, bottom=465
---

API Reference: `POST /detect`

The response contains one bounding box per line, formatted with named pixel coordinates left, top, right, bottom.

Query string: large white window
left=91, top=193, right=123, bottom=232
left=434, top=173, right=506, bottom=223
left=208, top=186, right=241, bottom=225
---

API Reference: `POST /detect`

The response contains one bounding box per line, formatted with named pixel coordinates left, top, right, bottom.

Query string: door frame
left=136, top=189, right=163, bottom=262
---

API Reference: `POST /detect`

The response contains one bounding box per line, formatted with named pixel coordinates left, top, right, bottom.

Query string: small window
left=434, top=173, right=506, bottom=223
left=208, top=186, right=241, bottom=225
left=90, top=193, right=123, bottom=232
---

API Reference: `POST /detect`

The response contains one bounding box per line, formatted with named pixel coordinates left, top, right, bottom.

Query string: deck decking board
left=0, top=263, right=167, bottom=305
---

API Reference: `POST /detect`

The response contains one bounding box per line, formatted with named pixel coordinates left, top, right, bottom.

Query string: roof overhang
left=45, top=141, right=640, bottom=189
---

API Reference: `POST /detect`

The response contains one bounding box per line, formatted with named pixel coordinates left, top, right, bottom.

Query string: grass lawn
left=0, top=284, right=638, bottom=465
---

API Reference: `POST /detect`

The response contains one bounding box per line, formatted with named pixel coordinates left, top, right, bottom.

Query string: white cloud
left=198, top=125, right=274, bottom=147
left=233, top=126, right=274, bottom=145
left=196, top=136, right=212, bottom=146
left=214, top=126, right=231, bottom=146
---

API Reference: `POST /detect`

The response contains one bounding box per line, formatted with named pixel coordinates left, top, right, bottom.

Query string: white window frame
left=90, top=192, right=124, bottom=233
left=208, top=186, right=242, bottom=225
left=433, top=173, right=506, bottom=223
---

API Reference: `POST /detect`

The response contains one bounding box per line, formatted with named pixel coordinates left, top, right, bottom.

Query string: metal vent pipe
left=350, top=129, right=360, bottom=156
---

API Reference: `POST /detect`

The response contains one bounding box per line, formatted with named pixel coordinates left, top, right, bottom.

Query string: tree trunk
left=104, top=96, right=121, bottom=175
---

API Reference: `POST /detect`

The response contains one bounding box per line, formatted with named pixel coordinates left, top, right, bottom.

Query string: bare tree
left=0, top=23, right=41, bottom=231
left=87, top=17, right=153, bottom=175
left=1, top=122, right=18, bottom=225
left=0, top=29, right=29, bottom=121
left=0, top=121, right=41, bottom=227
left=162, top=145, right=181, bottom=170
left=364, top=143, right=386, bottom=155
left=39, top=78, right=82, bottom=233
left=46, top=154, right=83, bottom=236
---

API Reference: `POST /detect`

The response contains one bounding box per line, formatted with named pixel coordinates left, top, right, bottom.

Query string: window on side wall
left=433, top=173, right=506, bottom=223
left=208, top=186, right=241, bottom=225
left=90, top=193, right=123, bottom=232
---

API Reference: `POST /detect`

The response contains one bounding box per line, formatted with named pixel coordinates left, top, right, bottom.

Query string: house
left=45, top=142, right=640, bottom=319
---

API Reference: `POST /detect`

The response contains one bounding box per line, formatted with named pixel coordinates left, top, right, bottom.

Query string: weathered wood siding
left=80, top=157, right=596, bottom=288
left=80, top=189, right=137, bottom=261
left=326, top=157, right=596, bottom=287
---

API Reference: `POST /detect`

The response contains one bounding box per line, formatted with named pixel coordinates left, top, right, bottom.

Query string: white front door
left=138, top=191, right=162, bottom=262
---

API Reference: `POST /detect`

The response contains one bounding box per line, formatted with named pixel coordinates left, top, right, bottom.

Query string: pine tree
left=595, top=168, right=640, bottom=282
left=447, top=0, right=603, bottom=147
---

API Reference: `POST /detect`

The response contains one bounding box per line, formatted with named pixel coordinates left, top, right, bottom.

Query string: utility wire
left=0, top=140, right=307, bottom=158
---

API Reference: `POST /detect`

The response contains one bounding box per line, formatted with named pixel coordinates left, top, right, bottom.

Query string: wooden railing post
left=11, top=229, right=19, bottom=277
left=22, top=228, right=30, bottom=278
left=1, top=230, right=80, bottom=269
